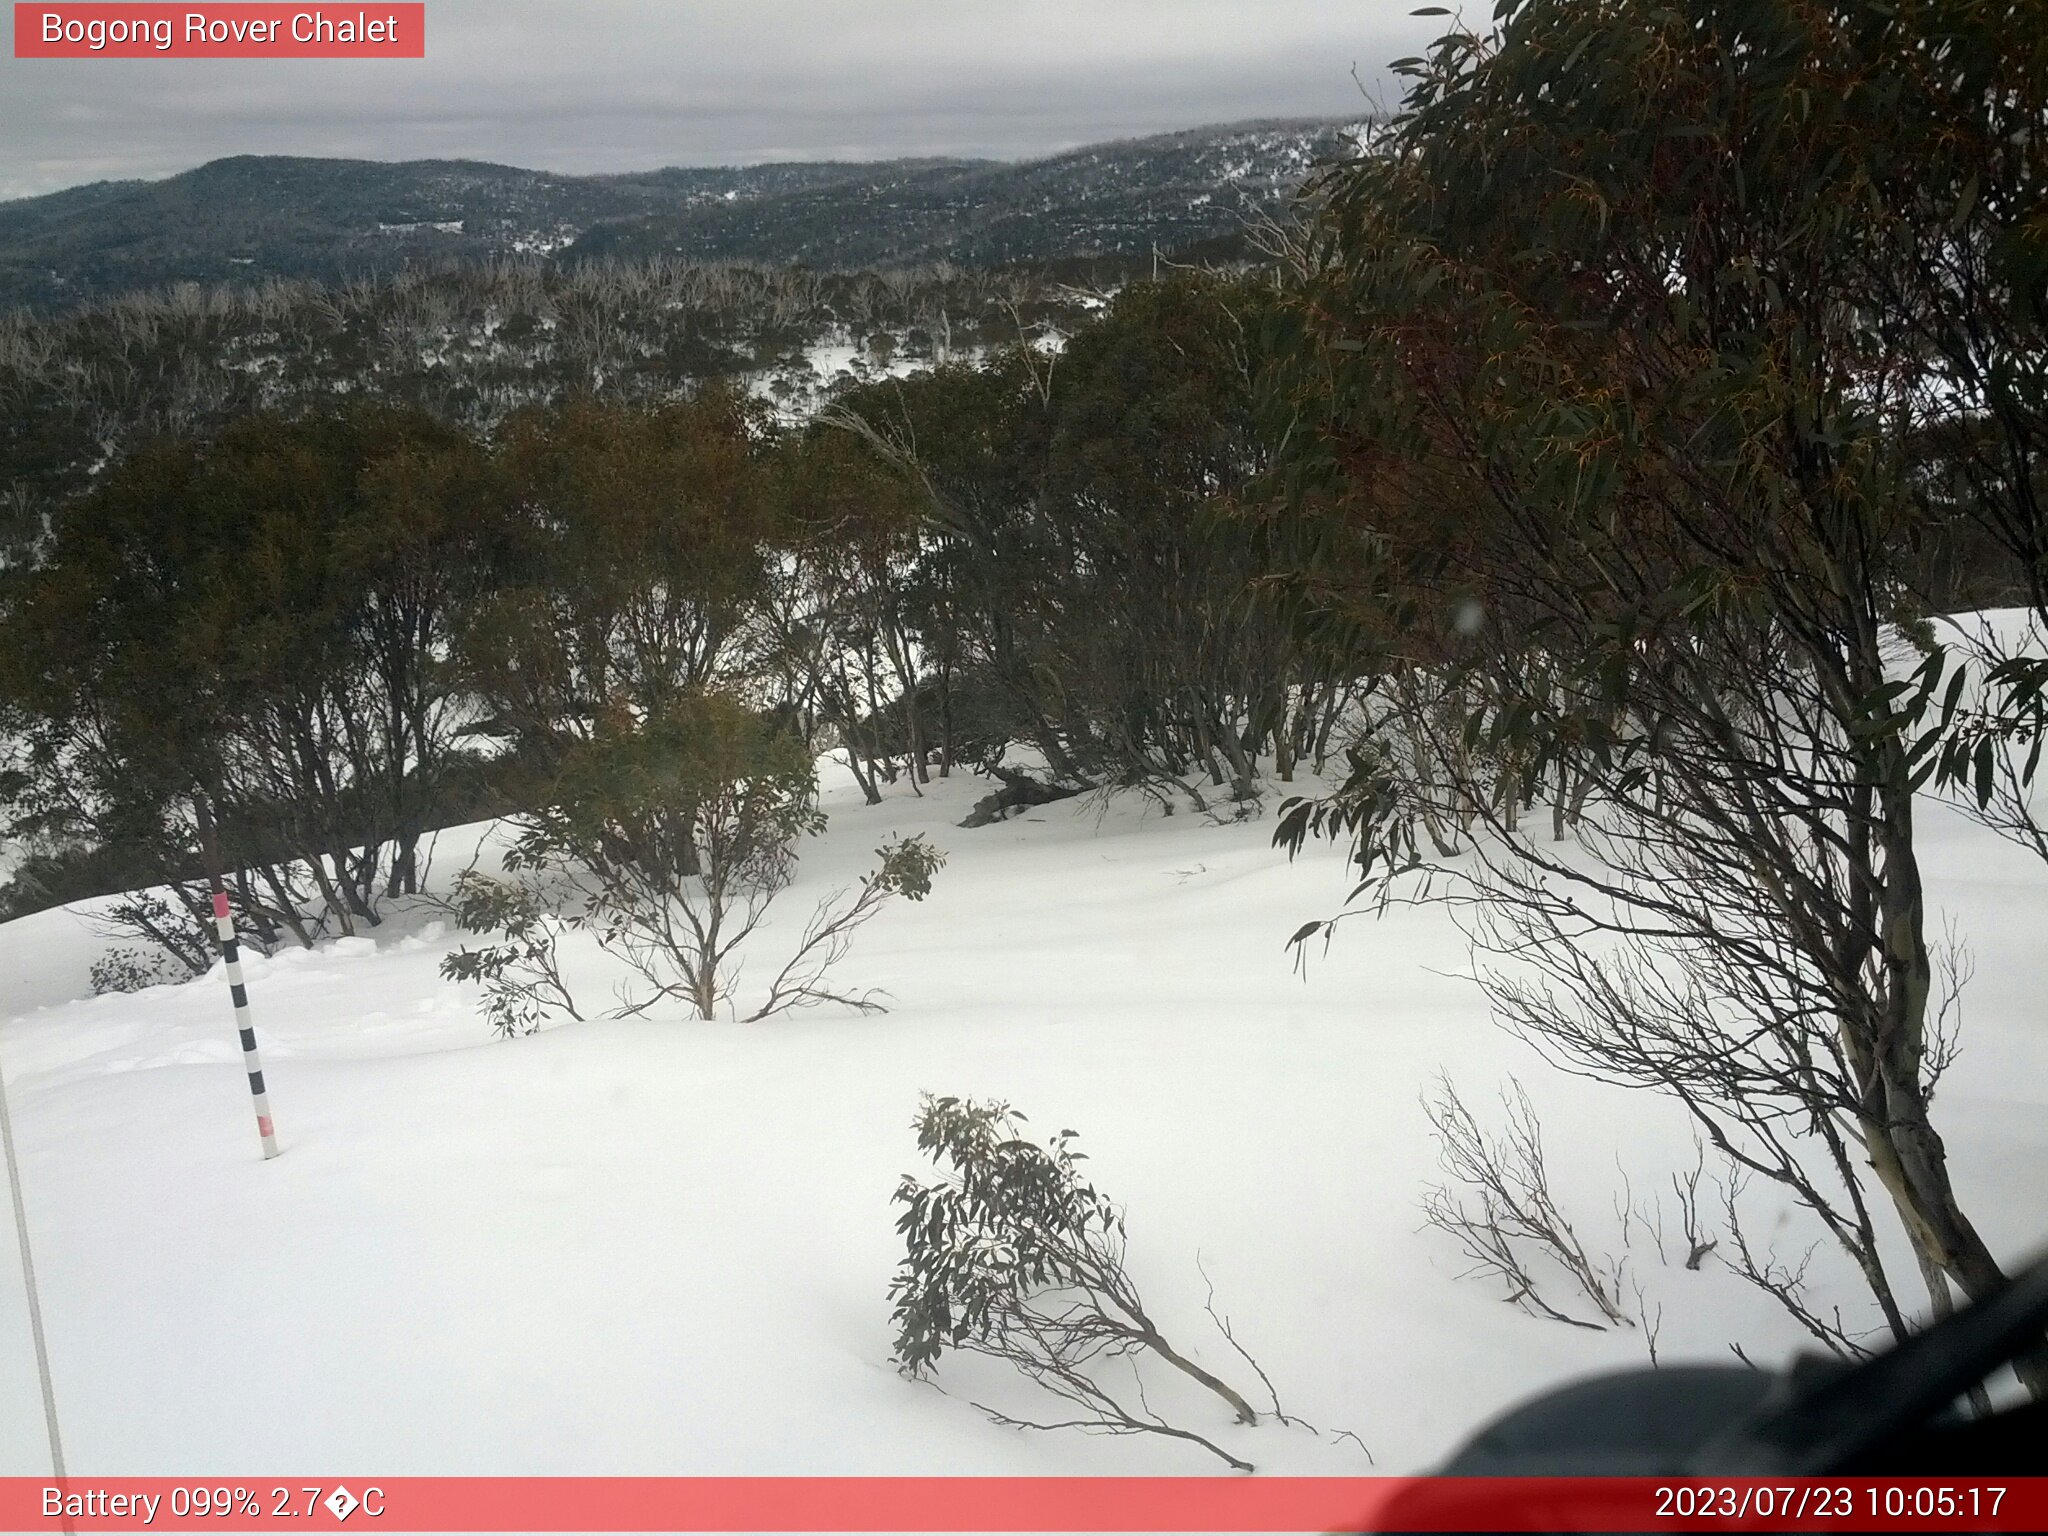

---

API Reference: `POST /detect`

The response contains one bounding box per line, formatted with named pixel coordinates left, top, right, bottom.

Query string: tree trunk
left=1859, top=742, right=2048, bottom=1398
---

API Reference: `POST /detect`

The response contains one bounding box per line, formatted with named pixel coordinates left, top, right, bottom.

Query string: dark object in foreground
left=1372, top=1258, right=2048, bottom=1529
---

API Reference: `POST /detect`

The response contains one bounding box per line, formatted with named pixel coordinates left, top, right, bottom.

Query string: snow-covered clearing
left=2, top=757, right=2044, bottom=1476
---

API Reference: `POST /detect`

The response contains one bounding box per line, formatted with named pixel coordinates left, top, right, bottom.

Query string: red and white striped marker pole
left=194, top=793, right=280, bottom=1160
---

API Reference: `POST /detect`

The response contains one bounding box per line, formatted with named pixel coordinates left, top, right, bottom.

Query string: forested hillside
left=0, top=259, right=1098, bottom=561
left=0, top=119, right=1365, bottom=314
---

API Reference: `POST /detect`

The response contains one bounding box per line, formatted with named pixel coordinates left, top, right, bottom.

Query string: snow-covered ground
left=1, top=757, right=2044, bottom=1477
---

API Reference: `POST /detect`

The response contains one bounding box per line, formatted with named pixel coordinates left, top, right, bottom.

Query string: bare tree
left=1420, top=1076, right=1632, bottom=1331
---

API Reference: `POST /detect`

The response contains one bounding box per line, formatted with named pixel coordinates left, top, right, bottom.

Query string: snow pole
left=0, top=1027, right=68, bottom=1493
left=194, top=793, right=280, bottom=1160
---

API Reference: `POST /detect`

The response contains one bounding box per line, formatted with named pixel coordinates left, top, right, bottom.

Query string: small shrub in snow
left=512, top=695, right=943, bottom=1021
left=439, top=871, right=583, bottom=1037
left=889, top=1094, right=1269, bottom=1471
left=1420, top=1075, right=1632, bottom=1331
left=91, top=891, right=216, bottom=979
left=89, top=944, right=192, bottom=995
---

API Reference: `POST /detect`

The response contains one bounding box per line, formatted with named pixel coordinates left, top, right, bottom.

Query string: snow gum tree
left=1269, top=0, right=2048, bottom=1390
left=759, top=425, right=939, bottom=803
left=0, top=406, right=494, bottom=958
left=455, top=388, right=779, bottom=818
left=825, top=276, right=1355, bottom=809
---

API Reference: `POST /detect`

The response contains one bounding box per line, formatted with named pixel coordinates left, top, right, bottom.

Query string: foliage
left=890, top=1095, right=1128, bottom=1375
left=825, top=273, right=1350, bottom=805
left=889, top=1094, right=1265, bottom=1471
left=0, top=254, right=1105, bottom=547
left=88, top=942, right=195, bottom=996
left=438, top=870, right=584, bottom=1038
left=761, top=422, right=945, bottom=802
left=457, top=389, right=776, bottom=776
left=502, top=692, right=933, bottom=1022
left=1268, top=0, right=2048, bottom=1392
left=736, top=831, right=946, bottom=1021
left=0, top=405, right=495, bottom=962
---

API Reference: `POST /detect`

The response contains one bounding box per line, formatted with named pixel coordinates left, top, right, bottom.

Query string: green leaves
left=0, top=404, right=489, bottom=910
left=461, top=392, right=777, bottom=758
left=437, top=868, right=584, bottom=1037
left=870, top=834, right=947, bottom=903
left=1900, top=647, right=2048, bottom=808
left=888, top=1094, right=1122, bottom=1377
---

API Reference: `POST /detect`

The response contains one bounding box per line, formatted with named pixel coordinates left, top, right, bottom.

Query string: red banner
left=2, top=1477, right=2044, bottom=1532
left=13, top=4, right=424, bottom=58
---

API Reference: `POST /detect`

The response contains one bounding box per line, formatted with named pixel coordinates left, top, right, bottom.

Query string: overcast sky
left=0, top=1, right=1445, bottom=202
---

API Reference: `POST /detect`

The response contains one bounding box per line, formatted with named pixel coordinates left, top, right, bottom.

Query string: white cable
left=0, top=1027, right=66, bottom=1483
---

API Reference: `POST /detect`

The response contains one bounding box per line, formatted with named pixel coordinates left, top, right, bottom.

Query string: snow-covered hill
left=0, top=120, right=1372, bottom=315
left=2, top=758, right=2044, bottom=1475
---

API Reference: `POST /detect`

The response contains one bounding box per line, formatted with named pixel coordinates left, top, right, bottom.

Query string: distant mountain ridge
left=0, top=119, right=1370, bottom=313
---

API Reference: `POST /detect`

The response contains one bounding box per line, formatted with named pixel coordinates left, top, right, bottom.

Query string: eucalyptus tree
left=1269, top=0, right=2045, bottom=1384
left=0, top=406, right=492, bottom=954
